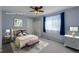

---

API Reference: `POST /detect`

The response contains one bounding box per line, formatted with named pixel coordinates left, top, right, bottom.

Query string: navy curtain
left=43, top=16, right=46, bottom=32
left=60, top=12, right=65, bottom=35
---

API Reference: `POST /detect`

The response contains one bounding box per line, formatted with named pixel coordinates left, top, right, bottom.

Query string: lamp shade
left=70, top=27, right=78, bottom=31
left=6, top=29, right=10, bottom=33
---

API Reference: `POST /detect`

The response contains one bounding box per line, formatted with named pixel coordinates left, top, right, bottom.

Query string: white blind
left=45, top=15, right=61, bottom=31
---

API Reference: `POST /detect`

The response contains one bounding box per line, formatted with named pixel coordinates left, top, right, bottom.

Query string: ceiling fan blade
left=30, top=6, right=43, bottom=9
left=30, top=10, right=34, bottom=12
left=30, top=6, right=35, bottom=9
left=39, top=10, right=44, bottom=12
left=38, top=6, right=43, bottom=9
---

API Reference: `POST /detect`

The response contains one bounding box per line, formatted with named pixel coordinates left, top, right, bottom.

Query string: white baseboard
left=0, top=49, right=2, bottom=52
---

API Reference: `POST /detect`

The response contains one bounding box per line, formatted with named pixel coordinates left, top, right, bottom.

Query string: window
left=14, top=18, right=23, bottom=27
left=45, top=15, right=61, bottom=31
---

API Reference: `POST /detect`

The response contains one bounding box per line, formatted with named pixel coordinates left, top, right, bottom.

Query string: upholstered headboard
left=10, top=28, right=27, bottom=40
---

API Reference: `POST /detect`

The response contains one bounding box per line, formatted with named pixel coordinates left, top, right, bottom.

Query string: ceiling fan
left=30, top=6, right=44, bottom=15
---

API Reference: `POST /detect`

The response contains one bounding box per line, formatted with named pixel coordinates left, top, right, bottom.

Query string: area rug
left=10, top=40, right=49, bottom=53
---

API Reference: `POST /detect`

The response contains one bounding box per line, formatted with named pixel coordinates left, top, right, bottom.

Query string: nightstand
left=3, top=35, right=11, bottom=44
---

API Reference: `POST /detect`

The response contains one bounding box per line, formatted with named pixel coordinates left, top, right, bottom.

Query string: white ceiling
left=2, top=6, right=75, bottom=17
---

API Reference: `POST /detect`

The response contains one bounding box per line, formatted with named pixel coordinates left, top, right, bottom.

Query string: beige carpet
left=10, top=40, right=49, bottom=53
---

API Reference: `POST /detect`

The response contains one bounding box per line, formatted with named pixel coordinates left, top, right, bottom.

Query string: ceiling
left=2, top=6, right=75, bottom=17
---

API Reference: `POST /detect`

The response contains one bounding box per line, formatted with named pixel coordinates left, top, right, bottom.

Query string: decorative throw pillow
left=18, top=33, right=23, bottom=36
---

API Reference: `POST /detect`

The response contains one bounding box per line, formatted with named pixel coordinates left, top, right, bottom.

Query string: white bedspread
left=15, top=35, right=39, bottom=48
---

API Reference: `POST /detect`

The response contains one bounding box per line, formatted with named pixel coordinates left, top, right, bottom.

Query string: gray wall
left=0, top=9, right=2, bottom=50
left=65, top=7, right=79, bottom=35
left=33, top=7, right=79, bottom=43
left=2, top=11, right=33, bottom=36
left=33, top=17, right=43, bottom=37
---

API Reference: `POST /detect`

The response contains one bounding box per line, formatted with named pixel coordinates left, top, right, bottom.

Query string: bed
left=11, top=28, right=39, bottom=49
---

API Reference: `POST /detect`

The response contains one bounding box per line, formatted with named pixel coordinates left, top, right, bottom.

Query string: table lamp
left=70, top=27, right=78, bottom=37
left=5, top=29, right=10, bottom=36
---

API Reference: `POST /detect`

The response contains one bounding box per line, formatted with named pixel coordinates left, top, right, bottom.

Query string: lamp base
left=72, top=32, right=75, bottom=37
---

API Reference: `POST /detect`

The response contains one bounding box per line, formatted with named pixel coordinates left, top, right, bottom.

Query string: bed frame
left=21, top=41, right=39, bottom=49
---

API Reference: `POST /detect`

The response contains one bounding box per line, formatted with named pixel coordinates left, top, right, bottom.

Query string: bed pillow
left=23, top=32, right=27, bottom=36
left=18, top=33, right=23, bottom=36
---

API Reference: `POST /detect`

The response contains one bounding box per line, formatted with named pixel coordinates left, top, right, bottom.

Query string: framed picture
left=14, top=18, right=23, bottom=27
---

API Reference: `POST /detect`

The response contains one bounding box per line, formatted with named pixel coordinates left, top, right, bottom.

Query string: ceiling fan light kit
left=34, top=11, right=40, bottom=15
